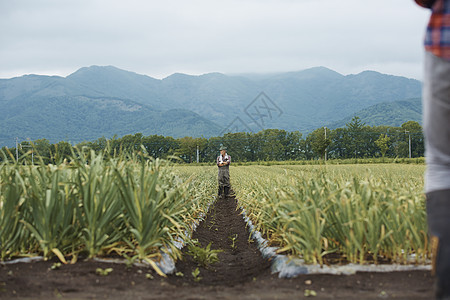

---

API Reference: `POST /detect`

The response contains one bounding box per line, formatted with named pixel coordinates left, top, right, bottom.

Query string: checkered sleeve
left=423, top=0, right=450, bottom=60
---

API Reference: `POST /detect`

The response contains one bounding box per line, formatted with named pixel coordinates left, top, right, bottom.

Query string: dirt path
left=172, top=196, right=271, bottom=286
left=0, top=196, right=436, bottom=299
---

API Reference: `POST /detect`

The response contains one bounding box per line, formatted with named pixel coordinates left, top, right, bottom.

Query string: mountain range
left=328, top=97, right=422, bottom=129
left=0, top=65, right=422, bottom=147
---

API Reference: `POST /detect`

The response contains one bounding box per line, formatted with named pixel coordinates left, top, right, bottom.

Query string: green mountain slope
left=0, top=93, right=221, bottom=147
left=255, top=69, right=421, bottom=131
left=327, top=98, right=422, bottom=129
left=0, top=65, right=422, bottom=147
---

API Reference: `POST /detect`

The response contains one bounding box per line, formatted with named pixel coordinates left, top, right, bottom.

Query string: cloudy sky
left=0, top=0, right=431, bottom=80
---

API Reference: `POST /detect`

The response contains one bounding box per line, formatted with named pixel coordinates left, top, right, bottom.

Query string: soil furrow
left=172, top=195, right=271, bottom=286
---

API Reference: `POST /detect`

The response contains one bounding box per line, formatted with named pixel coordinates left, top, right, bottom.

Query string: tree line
left=0, top=117, right=424, bottom=164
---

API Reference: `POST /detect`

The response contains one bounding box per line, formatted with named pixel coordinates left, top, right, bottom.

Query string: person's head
left=219, top=145, right=227, bottom=156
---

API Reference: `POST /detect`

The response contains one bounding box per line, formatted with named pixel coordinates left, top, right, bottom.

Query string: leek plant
left=0, top=166, right=27, bottom=259
left=21, top=163, right=79, bottom=262
left=74, top=151, right=125, bottom=258
left=115, top=158, right=190, bottom=275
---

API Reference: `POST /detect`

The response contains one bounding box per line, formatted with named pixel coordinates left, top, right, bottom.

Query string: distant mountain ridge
left=0, top=65, right=422, bottom=147
left=327, top=98, right=422, bottom=129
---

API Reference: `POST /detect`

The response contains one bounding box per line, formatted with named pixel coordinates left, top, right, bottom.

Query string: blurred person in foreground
left=217, top=145, right=231, bottom=199
left=415, top=0, right=450, bottom=298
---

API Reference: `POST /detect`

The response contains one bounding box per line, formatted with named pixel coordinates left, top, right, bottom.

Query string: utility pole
left=15, top=137, right=18, bottom=161
left=196, top=145, right=199, bottom=163
left=405, top=130, right=411, bottom=158
left=409, top=134, right=412, bottom=159
left=324, top=127, right=327, bottom=161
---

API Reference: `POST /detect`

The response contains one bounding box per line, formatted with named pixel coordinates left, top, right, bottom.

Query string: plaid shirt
left=217, top=154, right=231, bottom=167
left=416, top=0, right=450, bottom=60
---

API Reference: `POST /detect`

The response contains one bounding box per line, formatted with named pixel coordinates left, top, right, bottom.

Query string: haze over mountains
left=0, top=65, right=422, bottom=147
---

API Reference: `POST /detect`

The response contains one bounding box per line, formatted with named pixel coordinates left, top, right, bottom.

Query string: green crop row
left=0, top=149, right=216, bottom=275
left=232, top=164, right=429, bottom=265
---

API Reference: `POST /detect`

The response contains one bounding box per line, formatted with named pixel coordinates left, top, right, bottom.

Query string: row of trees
left=308, top=118, right=423, bottom=160
left=1, top=117, right=424, bottom=164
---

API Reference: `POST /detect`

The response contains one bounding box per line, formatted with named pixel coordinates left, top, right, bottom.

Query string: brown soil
left=0, top=196, right=435, bottom=299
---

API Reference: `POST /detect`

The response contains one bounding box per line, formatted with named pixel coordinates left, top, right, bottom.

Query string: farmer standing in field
left=217, top=145, right=231, bottom=198
left=415, top=0, right=450, bottom=299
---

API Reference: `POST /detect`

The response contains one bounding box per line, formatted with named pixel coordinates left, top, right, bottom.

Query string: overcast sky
left=0, top=0, right=431, bottom=81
